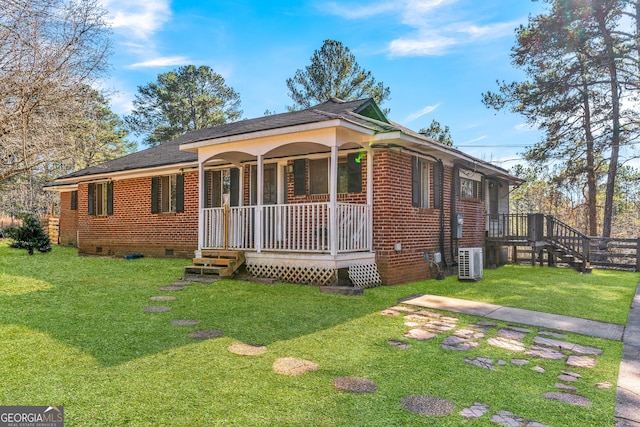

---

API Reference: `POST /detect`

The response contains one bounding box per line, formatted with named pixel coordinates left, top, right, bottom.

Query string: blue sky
left=99, top=0, right=546, bottom=169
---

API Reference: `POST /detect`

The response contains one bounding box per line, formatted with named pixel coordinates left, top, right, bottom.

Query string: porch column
left=366, top=147, right=374, bottom=251
left=256, top=155, right=263, bottom=253
left=239, top=166, right=244, bottom=207
left=197, top=159, right=205, bottom=256
left=329, top=145, right=338, bottom=256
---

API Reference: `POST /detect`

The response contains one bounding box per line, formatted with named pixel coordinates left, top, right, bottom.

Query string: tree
left=285, top=40, right=391, bottom=111
left=0, top=0, right=111, bottom=183
left=0, top=88, right=133, bottom=218
left=5, top=212, right=51, bottom=255
left=125, top=65, right=242, bottom=146
left=419, top=119, right=454, bottom=146
left=483, top=0, right=639, bottom=237
left=65, top=87, right=135, bottom=171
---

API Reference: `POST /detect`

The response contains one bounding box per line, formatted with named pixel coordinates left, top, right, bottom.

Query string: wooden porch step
left=184, top=250, right=245, bottom=278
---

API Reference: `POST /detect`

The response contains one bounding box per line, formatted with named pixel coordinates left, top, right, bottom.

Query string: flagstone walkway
left=143, top=277, right=640, bottom=426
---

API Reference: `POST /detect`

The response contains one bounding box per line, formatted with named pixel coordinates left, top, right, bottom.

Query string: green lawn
left=0, top=243, right=636, bottom=426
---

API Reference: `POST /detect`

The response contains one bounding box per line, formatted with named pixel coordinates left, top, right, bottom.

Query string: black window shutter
left=176, top=174, right=184, bottom=213
left=230, top=168, right=239, bottom=206
left=151, top=177, right=159, bottom=214
left=71, top=191, right=78, bottom=211
left=433, top=162, right=442, bottom=209
left=107, top=182, right=114, bottom=215
left=204, top=171, right=211, bottom=208
left=347, top=153, right=362, bottom=193
left=411, top=157, right=420, bottom=207
left=87, top=184, right=94, bottom=215
left=293, top=159, right=306, bottom=195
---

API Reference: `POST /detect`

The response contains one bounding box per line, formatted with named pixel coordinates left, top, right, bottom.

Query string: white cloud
left=129, top=56, right=191, bottom=69
left=404, top=103, right=441, bottom=123
left=101, top=0, right=171, bottom=40
left=320, top=0, right=525, bottom=57
left=461, top=135, right=488, bottom=144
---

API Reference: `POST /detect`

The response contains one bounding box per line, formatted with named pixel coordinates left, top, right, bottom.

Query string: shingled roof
left=54, top=98, right=389, bottom=181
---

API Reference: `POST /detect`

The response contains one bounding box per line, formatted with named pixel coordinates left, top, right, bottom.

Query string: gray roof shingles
left=55, top=98, right=380, bottom=181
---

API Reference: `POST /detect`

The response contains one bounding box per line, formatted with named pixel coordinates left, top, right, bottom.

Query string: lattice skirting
left=246, top=260, right=382, bottom=288
left=348, top=262, right=382, bottom=289
left=247, top=263, right=337, bottom=286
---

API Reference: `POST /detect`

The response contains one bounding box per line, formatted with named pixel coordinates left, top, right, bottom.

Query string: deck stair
left=184, top=250, right=245, bottom=278
left=487, top=214, right=592, bottom=273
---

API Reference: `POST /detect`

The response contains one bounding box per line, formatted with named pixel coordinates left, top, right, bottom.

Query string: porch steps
left=184, top=250, right=245, bottom=278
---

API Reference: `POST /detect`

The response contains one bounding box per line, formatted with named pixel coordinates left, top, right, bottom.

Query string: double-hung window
left=88, top=182, right=113, bottom=216
left=411, top=156, right=430, bottom=208
left=151, top=174, right=184, bottom=214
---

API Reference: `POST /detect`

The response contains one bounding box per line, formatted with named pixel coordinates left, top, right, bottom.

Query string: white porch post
left=256, top=155, right=263, bottom=253
left=197, top=159, right=205, bottom=257
left=366, top=148, right=374, bottom=252
left=329, top=145, right=338, bottom=256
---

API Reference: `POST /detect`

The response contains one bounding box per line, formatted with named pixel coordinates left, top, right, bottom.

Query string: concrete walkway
left=402, top=286, right=640, bottom=426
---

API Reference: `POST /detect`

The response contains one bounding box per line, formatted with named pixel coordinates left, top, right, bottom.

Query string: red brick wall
left=76, top=172, right=198, bottom=258
left=372, top=149, right=456, bottom=285
left=59, top=191, right=78, bottom=247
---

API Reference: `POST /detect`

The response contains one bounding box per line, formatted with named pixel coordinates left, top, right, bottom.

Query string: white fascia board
left=372, top=132, right=512, bottom=178
left=50, top=161, right=199, bottom=187
left=44, top=183, right=79, bottom=192
left=179, top=119, right=376, bottom=152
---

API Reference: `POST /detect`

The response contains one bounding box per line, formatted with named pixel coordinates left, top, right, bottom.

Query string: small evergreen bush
left=5, top=212, right=51, bottom=255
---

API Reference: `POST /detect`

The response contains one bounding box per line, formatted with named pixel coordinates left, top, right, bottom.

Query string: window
left=337, top=153, right=363, bottom=194
left=309, top=158, right=328, bottom=194
left=411, top=156, right=430, bottom=208
left=151, top=175, right=184, bottom=214
left=460, top=177, right=481, bottom=199
left=88, top=182, right=113, bottom=216
left=70, top=191, right=78, bottom=211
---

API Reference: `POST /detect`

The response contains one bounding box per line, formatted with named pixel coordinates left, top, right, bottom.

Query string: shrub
left=5, top=212, right=51, bottom=255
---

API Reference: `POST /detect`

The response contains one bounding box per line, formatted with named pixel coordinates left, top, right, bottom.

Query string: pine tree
left=5, top=213, right=51, bottom=255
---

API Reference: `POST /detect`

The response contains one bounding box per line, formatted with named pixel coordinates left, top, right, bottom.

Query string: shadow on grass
left=0, top=245, right=407, bottom=367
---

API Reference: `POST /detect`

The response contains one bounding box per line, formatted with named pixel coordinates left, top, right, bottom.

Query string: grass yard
left=0, top=242, right=636, bottom=426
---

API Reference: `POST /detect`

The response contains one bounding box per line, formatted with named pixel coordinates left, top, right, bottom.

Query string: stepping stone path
left=149, top=296, right=176, bottom=301
left=533, top=336, right=603, bottom=355
left=188, top=329, right=223, bottom=340
left=405, top=329, right=436, bottom=340
left=525, top=345, right=564, bottom=360
left=171, top=319, right=199, bottom=326
left=144, top=306, right=171, bottom=312
left=542, top=392, right=592, bottom=407
left=158, top=286, right=184, bottom=291
left=556, top=383, right=577, bottom=391
left=566, top=355, right=597, bottom=368
left=491, top=410, right=550, bottom=427
left=464, top=356, right=496, bottom=370
left=387, top=340, right=410, bottom=349
left=273, top=357, right=319, bottom=376
left=333, top=377, right=377, bottom=393
left=228, top=342, right=267, bottom=356
left=460, top=402, right=489, bottom=419
left=400, top=395, right=455, bottom=416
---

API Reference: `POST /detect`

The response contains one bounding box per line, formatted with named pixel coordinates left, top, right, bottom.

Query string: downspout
left=370, top=143, right=446, bottom=268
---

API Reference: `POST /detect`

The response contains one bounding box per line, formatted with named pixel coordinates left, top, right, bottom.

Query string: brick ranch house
left=46, top=98, right=518, bottom=286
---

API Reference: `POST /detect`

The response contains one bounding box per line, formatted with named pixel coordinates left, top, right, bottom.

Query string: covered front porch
left=181, top=120, right=380, bottom=286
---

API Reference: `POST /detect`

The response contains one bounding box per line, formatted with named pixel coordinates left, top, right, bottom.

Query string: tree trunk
left=595, top=1, right=621, bottom=238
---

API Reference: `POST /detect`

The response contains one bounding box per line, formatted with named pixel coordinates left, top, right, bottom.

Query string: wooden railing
left=545, top=215, right=590, bottom=262
left=202, top=202, right=372, bottom=254
left=487, top=213, right=529, bottom=241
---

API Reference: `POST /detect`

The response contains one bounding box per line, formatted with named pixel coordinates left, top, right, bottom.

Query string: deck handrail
left=545, top=215, right=590, bottom=263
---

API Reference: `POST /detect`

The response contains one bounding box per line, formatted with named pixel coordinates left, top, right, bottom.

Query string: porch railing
left=202, top=202, right=372, bottom=254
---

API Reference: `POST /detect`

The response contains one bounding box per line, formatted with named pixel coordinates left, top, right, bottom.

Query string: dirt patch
left=228, top=342, right=267, bottom=356
left=333, top=377, right=377, bottom=393
left=401, top=395, right=455, bottom=416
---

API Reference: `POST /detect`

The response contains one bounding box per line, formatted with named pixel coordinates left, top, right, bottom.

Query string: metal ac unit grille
left=458, top=248, right=483, bottom=280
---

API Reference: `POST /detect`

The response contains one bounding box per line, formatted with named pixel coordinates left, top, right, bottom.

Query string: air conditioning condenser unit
left=458, top=247, right=483, bottom=281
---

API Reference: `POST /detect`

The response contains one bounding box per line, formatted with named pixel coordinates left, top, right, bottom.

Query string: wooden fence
left=588, top=237, right=640, bottom=271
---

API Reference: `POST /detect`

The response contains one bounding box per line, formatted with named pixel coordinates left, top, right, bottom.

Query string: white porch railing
left=201, top=202, right=372, bottom=253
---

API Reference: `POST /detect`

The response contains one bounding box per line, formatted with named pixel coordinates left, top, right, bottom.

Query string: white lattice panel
left=247, top=263, right=337, bottom=286
left=348, top=263, right=382, bottom=288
